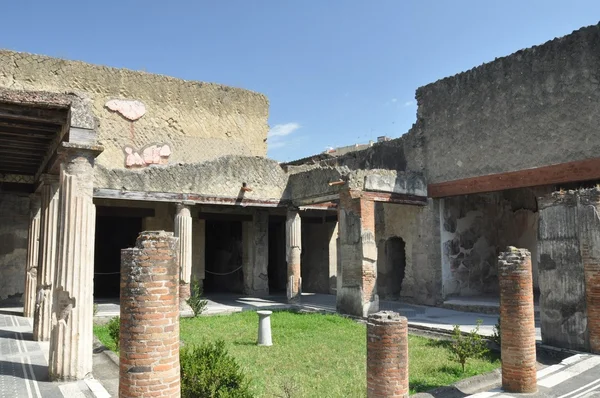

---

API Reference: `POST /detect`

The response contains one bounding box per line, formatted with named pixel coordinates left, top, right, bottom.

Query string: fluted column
left=23, top=194, right=41, bottom=317
left=33, top=175, right=60, bottom=341
left=286, top=210, right=302, bottom=303
left=49, top=144, right=102, bottom=381
left=174, top=204, right=193, bottom=303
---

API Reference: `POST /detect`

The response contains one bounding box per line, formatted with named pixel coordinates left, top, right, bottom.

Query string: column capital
left=58, top=142, right=104, bottom=157
left=176, top=203, right=192, bottom=217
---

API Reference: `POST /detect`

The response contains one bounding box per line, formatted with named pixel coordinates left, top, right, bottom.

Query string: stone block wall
left=0, top=193, right=29, bottom=303
left=0, top=50, right=269, bottom=170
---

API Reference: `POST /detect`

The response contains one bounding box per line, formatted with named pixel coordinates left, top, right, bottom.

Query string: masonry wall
left=417, top=23, right=600, bottom=184
left=441, top=188, right=544, bottom=298
left=0, top=193, right=29, bottom=303
left=0, top=50, right=269, bottom=170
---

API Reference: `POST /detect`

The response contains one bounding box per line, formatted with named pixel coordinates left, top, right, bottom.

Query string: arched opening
left=377, top=237, right=406, bottom=300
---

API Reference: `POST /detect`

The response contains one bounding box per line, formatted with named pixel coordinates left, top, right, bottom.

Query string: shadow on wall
left=377, top=237, right=407, bottom=300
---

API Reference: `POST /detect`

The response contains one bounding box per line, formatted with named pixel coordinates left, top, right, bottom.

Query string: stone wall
left=0, top=50, right=269, bottom=170
left=417, top=23, right=600, bottom=184
left=0, top=193, right=29, bottom=303
left=441, top=188, right=543, bottom=298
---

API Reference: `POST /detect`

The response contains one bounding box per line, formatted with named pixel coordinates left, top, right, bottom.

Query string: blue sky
left=2, top=1, right=600, bottom=161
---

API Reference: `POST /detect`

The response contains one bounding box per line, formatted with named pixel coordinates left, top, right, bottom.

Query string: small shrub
left=107, top=316, right=120, bottom=350
left=449, top=319, right=489, bottom=372
left=187, top=279, right=208, bottom=317
left=180, top=340, right=252, bottom=398
left=492, top=318, right=501, bottom=346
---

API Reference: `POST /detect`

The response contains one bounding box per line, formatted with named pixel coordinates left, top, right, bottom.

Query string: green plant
left=187, top=279, right=208, bottom=317
left=492, top=318, right=501, bottom=346
left=449, top=320, right=489, bottom=372
left=180, top=340, right=253, bottom=398
left=107, top=316, right=120, bottom=350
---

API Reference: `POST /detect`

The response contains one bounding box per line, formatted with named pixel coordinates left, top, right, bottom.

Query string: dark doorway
left=377, top=237, right=406, bottom=299
left=94, top=215, right=142, bottom=298
left=204, top=220, right=244, bottom=293
left=268, top=220, right=286, bottom=293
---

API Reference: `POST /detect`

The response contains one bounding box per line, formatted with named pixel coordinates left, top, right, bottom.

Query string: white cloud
left=404, top=101, right=414, bottom=107
left=268, top=122, right=301, bottom=138
left=269, top=141, right=287, bottom=149
left=391, top=98, right=398, bottom=103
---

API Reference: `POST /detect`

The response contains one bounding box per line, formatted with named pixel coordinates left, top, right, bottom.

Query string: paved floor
left=467, top=353, right=600, bottom=397
left=0, top=309, right=109, bottom=398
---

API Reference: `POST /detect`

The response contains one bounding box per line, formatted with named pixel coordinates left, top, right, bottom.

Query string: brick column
left=498, top=247, right=537, bottom=393
left=337, top=190, right=378, bottom=317
left=286, top=209, right=302, bottom=303
left=578, top=189, right=600, bottom=353
left=49, top=144, right=102, bottom=381
left=23, top=194, right=41, bottom=318
left=367, top=311, right=408, bottom=398
left=33, top=175, right=60, bottom=342
left=120, top=231, right=180, bottom=398
left=174, top=203, right=193, bottom=303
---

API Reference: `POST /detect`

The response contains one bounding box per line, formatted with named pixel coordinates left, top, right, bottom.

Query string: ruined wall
left=301, top=221, right=337, bottom=294
left=441, top=188, right=542, bottom=298
left=418, top=23, right=600, bottom=183
left=538, top=191, right=589, bottom=351
left=0, top=193, right=29, bottom=303
left=0, top=50, right=269, bottom=170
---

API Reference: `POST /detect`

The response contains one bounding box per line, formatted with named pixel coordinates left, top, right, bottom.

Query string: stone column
left=337, top=190, right=378, bottom=317
left=578, top=189, right=600, bottom=354
left=367, top=311, right=408, bottom=398
left=120, top=231, right=180, bottom=398
left=242, top=210, right=269, bottom=296
left=49, top=144, right=102, bottom=381
left=33, top=175, right=60, bottom=342
left=174, top=203, right=193, bottom=303
left=286, top=210, right=302, bottom=303
left=23, top=194, right=41, bottom=318
left=498, top=247, right=537, bottom=393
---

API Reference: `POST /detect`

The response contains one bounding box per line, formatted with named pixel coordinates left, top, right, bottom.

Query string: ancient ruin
left=2, top=22, right=600, bottom=380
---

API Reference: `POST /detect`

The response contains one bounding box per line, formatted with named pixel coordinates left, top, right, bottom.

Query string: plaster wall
left=0, top=193, right=29, bottom=303
left=0, top=50, right=269, bottom=170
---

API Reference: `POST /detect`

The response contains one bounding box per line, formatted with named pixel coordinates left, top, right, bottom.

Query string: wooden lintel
left=0, top=103, right=69, bottom=125
left=293, top=193, right=340, bottom=206
left=428, top=157, right=600, bottom=198
left=359, top=191, right=428, bottom=205
left=93, top=188, right=286, bottom=208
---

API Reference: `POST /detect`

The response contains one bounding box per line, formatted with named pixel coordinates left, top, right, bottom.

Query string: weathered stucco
left=0, top=50, right=269, bottom=170
left=94, top=155, right=288, bottom=201
left=418, top=24, right=600, bottom=184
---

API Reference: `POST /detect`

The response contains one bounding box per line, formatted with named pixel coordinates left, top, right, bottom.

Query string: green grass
left=95, top=311, right=500, bottom=397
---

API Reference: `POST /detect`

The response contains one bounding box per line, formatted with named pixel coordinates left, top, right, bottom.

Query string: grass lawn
left=95, top=311, right=500, bottom=397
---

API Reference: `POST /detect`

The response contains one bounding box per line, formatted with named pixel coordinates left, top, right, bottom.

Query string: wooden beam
left=0, top=103, right=68, bottom=125
left=0, top=119, right=61, bottom=132
left=428, top=157, right=600, bottom=198
left=359, top=191, right=428, bottom=205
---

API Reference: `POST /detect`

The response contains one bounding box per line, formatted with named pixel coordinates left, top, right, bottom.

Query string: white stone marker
left=257, top=310, right=273, bottom=346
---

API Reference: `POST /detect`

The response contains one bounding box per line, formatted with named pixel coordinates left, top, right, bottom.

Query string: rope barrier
left=204, top=266, right=243, bottom=276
